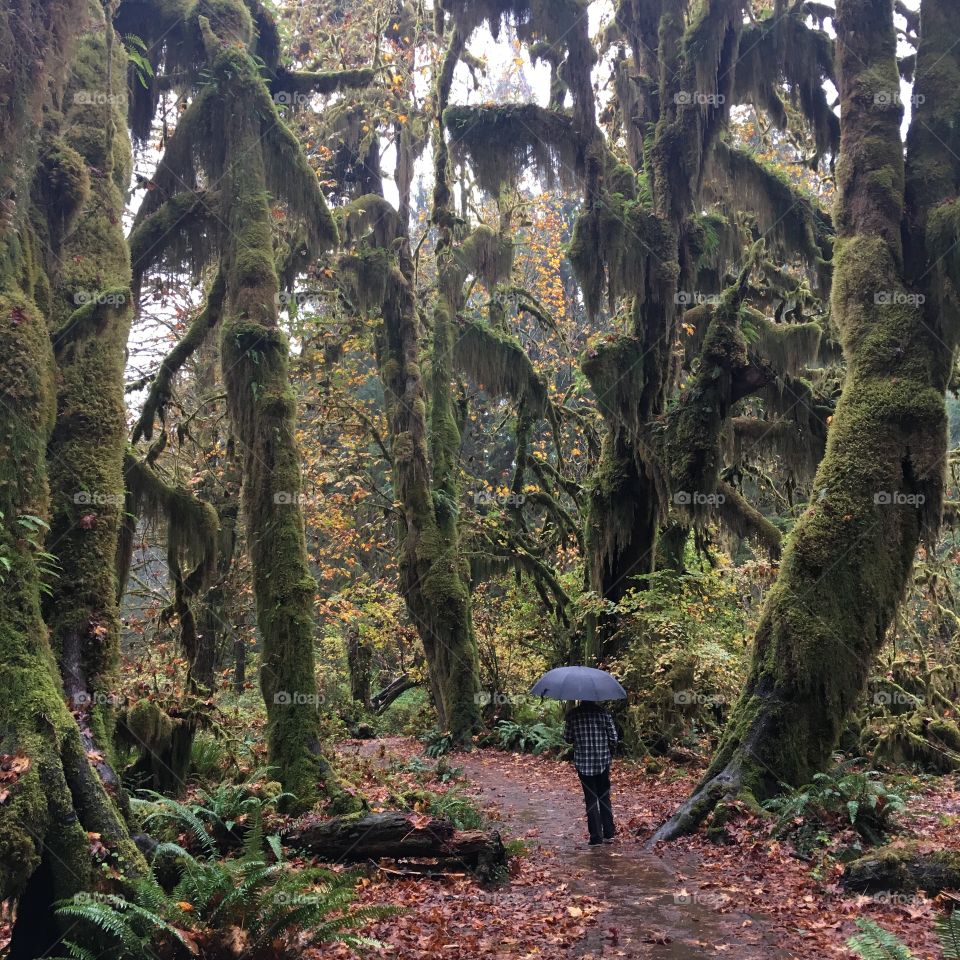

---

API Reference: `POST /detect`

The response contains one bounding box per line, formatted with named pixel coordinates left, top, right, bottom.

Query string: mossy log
left=286, top=812, right=506, bottom=881
left=843, top=843, right=960, bottom=895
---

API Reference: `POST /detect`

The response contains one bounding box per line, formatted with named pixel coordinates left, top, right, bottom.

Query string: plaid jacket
left=564, top=704, right=618, bottom=775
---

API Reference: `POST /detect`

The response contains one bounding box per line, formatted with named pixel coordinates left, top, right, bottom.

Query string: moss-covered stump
left=868, top=713, right=960, bottom=773
left=843, top=843, right=960, bottom=895
left=117, top=700, right=193, bottom=794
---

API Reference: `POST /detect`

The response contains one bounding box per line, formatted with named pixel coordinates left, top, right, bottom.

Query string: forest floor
left=314, top=738, right=955, bottom=960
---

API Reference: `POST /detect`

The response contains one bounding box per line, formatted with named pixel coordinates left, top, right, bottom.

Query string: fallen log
left=286, top=811, right=506, bottom=881
left=843, top=842, right=960, bottom=895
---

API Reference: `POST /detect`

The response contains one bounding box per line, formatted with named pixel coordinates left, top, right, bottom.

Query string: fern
left=937, top=912, right=960, bottom=960
left=133, top=790, right=218, bottom=856
left=847, top=918, right=915, bottom=960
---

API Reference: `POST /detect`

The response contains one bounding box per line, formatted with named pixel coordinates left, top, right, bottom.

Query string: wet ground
left=456, top=750, right=790, bottom=959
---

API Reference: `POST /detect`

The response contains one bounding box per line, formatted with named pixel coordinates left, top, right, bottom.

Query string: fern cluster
left=55, top=808, right=397, bottom=959
left=764, top=763, right=905, bottom=852
left=491, top=717, right=568, bottom=755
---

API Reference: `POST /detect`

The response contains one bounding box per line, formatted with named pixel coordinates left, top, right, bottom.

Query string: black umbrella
left=530, top=666, right=627, bottom=702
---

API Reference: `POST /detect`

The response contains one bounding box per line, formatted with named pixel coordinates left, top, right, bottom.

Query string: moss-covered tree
left=41, top=0, right=137, bottom=784
left=443, top=0, right=836, bottom=659
left=0, top=2, right=146, bottom=952
left=123, top=0, right=366, bottom=808
left=653, top=0, right=960, bottom=840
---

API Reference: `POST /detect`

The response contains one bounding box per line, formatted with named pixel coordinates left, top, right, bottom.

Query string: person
left=564, top=700, right=618, bottom=845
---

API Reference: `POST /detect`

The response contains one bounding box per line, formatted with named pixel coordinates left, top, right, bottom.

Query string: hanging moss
left=751, top=317, right=823, bottom=377
left=336, top=195, right=404, bottom=248
left=270, top=66, right=375, bottom=96
left=456, top=224, right=514, bottom=289
left=568, top=195, right=674, bottom=318
left=444, top=104, right=583, bottom=194
left=122, top=453, right=219, bottom=594
left=707, top=141, right=832, bottom=280
left=582, top=335, right=649, bottom=438
left=733, top=13, right=839, bottom=164
left=453, top=319, right=548, bottom=416
left=131, top=270, right=225, bottom=442
left=128, top=189, right=221, bottom=286
left=714, top=481, right=782, bottom=560
left=338, top=247, right=394, bottom=316
left=584, top=433, right=660, bottom=613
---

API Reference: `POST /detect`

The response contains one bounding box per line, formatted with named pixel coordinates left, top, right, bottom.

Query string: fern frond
left=847, top=918, right=915, bottom=960
left=936, top=911, right=960, bottom=959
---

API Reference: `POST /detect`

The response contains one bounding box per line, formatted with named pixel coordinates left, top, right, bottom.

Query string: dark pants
left=577, top=767, right=615, bottom=843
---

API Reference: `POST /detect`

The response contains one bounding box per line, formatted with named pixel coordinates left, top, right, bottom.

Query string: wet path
left=456, top=751, right=790, bottom=959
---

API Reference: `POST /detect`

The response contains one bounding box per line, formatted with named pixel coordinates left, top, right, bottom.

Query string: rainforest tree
left=0, top=2, right=146, bottom=953
left=654, top=0, right=960, bottom=839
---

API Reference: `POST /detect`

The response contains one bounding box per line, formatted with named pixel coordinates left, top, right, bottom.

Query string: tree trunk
left=200, top=8, right=354, bottom=810
left=0, top=2, right=145, bottom=943
left=652, top=0, right=957, bottom=843
left=346, top=624, right=373, bottom=709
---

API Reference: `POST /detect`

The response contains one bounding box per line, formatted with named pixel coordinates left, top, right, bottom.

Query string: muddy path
left=454, top=750, right=790, bottom=959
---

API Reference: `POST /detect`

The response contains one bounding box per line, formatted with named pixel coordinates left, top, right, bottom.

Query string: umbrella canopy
left=530, top=666, right=626, bottom=702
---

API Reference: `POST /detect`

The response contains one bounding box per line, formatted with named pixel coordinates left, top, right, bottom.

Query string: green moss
left=456, top=224, right=514, bottom=289
left=444, top=103, right=582, bottom=194
left=453, top=319, right=548, bottom=415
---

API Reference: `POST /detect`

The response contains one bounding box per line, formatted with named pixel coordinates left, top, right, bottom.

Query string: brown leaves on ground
left=323, top=740, right=960, bottom=959
left=312, top=863, right=602, bottom=960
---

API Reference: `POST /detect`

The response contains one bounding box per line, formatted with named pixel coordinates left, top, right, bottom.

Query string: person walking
left=564, top=701, right=618, bottom=845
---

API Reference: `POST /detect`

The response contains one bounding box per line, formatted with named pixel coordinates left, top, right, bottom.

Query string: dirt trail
left=455, top=750, right=790, bottom=959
